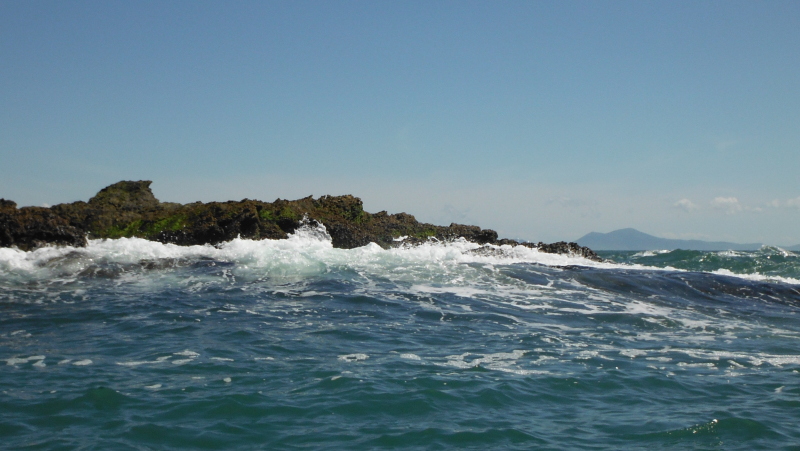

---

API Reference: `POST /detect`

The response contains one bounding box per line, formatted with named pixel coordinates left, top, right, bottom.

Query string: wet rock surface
left=0, top=181, right=602, bottom=260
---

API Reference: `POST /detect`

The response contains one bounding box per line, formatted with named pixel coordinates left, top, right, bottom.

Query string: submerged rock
left=0, top=181, right=602, bottom=260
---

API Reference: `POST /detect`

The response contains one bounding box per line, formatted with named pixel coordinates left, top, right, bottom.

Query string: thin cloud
left=765, top=197, right=800, bottom=209
left=673, top=198, right=699, bottom=212
left=710, top=197, right=742, bottom=214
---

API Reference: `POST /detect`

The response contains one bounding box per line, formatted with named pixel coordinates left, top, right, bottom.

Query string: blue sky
left=2, top=1, right=799, bottom=244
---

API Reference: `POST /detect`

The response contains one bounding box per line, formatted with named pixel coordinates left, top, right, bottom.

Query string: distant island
left=576, top=228, right=799, bottom=251
left=0, top=180, right=601, bottom=260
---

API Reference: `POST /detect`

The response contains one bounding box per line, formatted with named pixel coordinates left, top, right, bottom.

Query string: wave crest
left=1, top=221, right=798, bottom=286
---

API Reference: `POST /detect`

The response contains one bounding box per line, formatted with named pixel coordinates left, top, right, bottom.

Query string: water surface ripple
left=2, top=232, right=799, bottom=449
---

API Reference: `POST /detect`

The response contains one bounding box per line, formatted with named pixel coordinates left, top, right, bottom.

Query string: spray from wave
left=1, top=220, right=798, bottom=285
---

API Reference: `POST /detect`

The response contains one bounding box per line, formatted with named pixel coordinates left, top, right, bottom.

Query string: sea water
left=1, top=222, right=799, bottom=449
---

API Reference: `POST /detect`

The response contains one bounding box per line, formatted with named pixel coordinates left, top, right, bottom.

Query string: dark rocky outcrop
left=0, top=200, right=86, bottom=250
left=530, top=241, right=602, bottom=261
left=0, top=181, right=602, bottom=261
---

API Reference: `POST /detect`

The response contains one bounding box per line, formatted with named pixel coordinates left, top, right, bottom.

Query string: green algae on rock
left=0, top=181, right=601, bottom=260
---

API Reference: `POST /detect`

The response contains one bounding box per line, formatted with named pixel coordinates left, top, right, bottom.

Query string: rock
left=51, top=180, right=169, bottom=238
left=0, top=199, right=17, bottom=212
left=0, top=181, right=602, bottom=261
left=532, top=241, right=602, bottom=261
left=0, top=205, right=86, bottom=251
left=88, top=180, right=160, bottom=210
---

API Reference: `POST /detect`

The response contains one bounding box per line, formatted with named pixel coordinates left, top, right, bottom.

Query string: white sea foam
left=0, top=220, right=797, bottom=286
left=715, top=250, right=743, bottom=257
left=339, top=354, right=369, bottom=362
left=117, top=355, right=172, bottom=366
left=620, top=349, right=648, bottom=358
left=0, top=223, right=611, bottom=276
left=677, top=362, right=717, bottom=369
left=646, top=357, right=672, bottom=362
left=574, top=350, right=600, bottom=360
left=710, top=268, right=800, bottom=285
left=117, top=361, right=154, bottom=367
left=5, top=355, right=45, bottom=366
left=633, top=250, right=671, bottom=257
left=444, top=350, right=528, bottom=371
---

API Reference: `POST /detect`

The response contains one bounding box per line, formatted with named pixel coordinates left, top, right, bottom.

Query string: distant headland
left=576, top=228, right=799, bottom=251
left=0, top=181, right=601, bottom=260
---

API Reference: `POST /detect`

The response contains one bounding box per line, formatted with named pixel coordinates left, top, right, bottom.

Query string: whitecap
left=710, top=268, right=800, bottom=285
left=646, top=357, right=672, bottom=362
left=400, top=353, right=421, bottom=360
left=5, top=355, right=45, bottom=366
left=3, top=219, right=797, bottom=288
left=633, top=250, right=670, bottom=257
left=444, top=350, right=528, bottom=371
left=338, top=353, right=369, bottom=362
left=117, top=356, right=172, bottom=366
left=620, top=349, right=647, bottom=358
left=5, top=357, right=29, bottom=366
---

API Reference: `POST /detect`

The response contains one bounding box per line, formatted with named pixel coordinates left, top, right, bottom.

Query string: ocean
left=2, top=222, right=799, bottom=450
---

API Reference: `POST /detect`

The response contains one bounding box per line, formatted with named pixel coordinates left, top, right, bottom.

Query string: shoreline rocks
left=0, top=181, right=602, bottom=261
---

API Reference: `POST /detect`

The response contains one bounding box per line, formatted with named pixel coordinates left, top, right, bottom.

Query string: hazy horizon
left=576, top=227, right=800, bottom=249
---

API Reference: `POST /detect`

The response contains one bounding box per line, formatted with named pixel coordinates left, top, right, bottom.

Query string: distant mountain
left=787, top=244, right=800, bottom=252
left=576, top=228, right=763, bottom=251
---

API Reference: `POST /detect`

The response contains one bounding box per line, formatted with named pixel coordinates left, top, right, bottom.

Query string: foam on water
left=711, top=268, right=800, bottom=285
left=2, top=248, right=798, bottom=451
left=632, top=250, right=671, bottom=257
left=3, top=221, right=796, bottom=287
left=339, top=354, right=369, bottom=362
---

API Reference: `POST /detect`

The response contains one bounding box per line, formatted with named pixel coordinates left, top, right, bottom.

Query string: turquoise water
left=598, top=247, right=800, bottom=281
left=2, top=226, right=799, bottom=449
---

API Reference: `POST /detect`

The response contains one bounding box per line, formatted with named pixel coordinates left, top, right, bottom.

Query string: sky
left=1, top=1, right=799, bottom=245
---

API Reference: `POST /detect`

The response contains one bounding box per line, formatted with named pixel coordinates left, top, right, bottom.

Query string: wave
left=0, top=221, right=609, bottom=275
left=631, top=250, right=671, bottom=257
left=600, top=248, right=800, bottom=285
left=1, top=221, right=798, bottom=286
left=709, top=268, right=800, bottom=285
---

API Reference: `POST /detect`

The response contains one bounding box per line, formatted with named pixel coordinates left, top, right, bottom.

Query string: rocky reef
left=0, top=181, right=601, bottom=261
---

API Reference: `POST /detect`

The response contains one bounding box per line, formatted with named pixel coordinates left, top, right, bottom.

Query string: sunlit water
left=2, top=224, right=799, bottom=449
